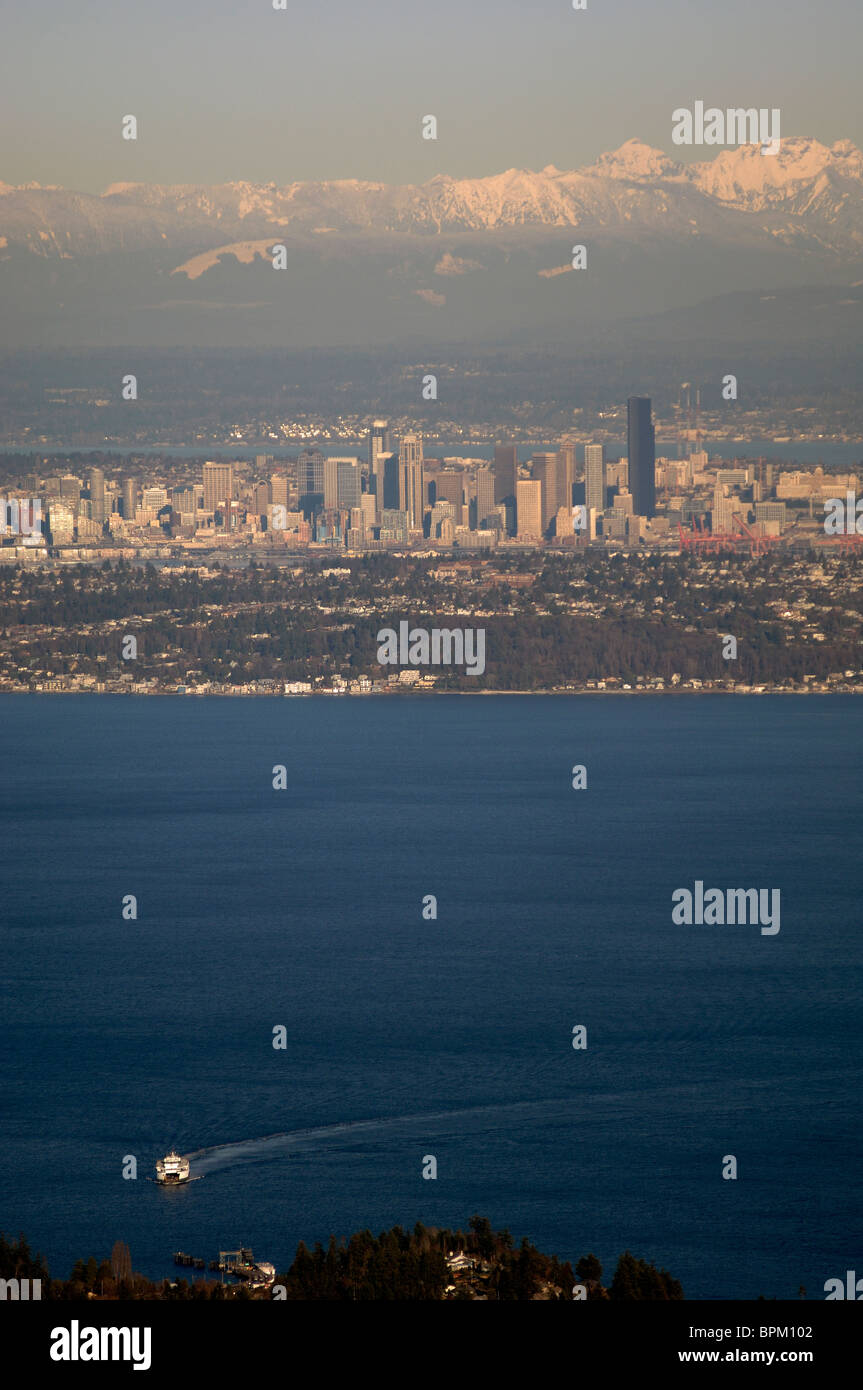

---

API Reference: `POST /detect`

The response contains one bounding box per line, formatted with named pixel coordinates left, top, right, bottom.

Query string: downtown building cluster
left=11, top=401, right=660, bottom=553
left=3, top=397, right=859, bottom=562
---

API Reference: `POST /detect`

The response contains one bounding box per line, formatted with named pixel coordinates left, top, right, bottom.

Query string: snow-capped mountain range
left=2, top=137, right=862, bottom=259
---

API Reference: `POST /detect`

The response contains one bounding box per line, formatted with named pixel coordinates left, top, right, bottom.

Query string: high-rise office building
left=400, top=463, right=425, bottom=529
left=142, top=486, right=169, bottom=513
left=60, top=475, right=81, bottom=508
left=531, top=453, right=559, bottom=534
left=369, top=420, right=390, bottom=470
left=516, top=479, right=542, bottom=539
left=88, top=468, right=106, bottom=524
left=323, top=456, right=340, bottom=510
left=380, top=508, right=409, bottom=544
left=121, top=478, right=137, bottom=520
left=434, top=470, right=465, bottom=512
left=557, top=445, right=576, bottom=510
left=49, top=503, right=75, bottom=545
left=359, top=493, right=377, bottom=536
left=493, top=444, right=517, bottom=506
left=475, top=466, right=495, bottom=528
left=372, top=453, right=399, bottom=513
left=368, top=452, right=396, bottom=515
left=627, top=397, right=656, bottom=518
left=203, top=462, right=234, bottom=514
left=173, top=487, right=197, bottom=515
left=298, top=450, right=325, bottom=498
left=271, top=473, right=289, bottom=508
left=399, top=434, right=424, bottom=528
left=337, top=458, right=362, bottom=510
left=585, top=444, right=606, bottom=514
left=712, top=484, right=740, bottom=535
left=430, top=500, right=458, bottom=537
left=399, top=432, right=423, bottom=467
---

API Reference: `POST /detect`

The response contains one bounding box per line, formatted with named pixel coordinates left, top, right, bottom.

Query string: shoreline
left=2, top=687, right=859, bottom=699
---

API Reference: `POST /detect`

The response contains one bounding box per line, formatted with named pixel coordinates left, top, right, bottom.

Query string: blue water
left=1, top=695, right=860, bottom=1299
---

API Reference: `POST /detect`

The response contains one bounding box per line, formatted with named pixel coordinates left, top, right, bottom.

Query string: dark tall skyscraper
left=380, top=453, right=400, bottom=510
left=493, top=444, right=517, bottom=506
left=627, top=397, right=656, bottom=518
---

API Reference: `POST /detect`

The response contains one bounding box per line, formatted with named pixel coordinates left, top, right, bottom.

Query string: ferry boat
left=155, top=1151, right=191, bottom=1185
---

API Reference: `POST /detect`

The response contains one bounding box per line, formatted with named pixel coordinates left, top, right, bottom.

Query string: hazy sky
left=1, top=0, right=860, bottom=190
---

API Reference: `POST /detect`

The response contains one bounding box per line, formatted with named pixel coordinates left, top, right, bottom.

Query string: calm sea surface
left=1, top=695, right=860, bottom=1299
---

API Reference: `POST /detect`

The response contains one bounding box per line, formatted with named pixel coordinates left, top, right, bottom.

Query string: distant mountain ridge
left=3, top=137, right=862, bottom=351
left=2, top=137, right=862, bottom=258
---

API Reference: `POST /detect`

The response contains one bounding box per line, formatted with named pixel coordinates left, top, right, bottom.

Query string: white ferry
left=155, top=1151, right=191, bottom=1185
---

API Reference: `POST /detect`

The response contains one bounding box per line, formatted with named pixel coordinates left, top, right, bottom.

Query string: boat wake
left=182, top=1099, right=561, bottom=1176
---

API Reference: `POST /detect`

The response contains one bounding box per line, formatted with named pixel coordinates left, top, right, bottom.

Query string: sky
left=1, top=0, right=860, bottom=191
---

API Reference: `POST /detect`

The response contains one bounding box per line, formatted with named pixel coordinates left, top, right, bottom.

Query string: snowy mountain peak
left=583, top=139, right=684, bottom=183
left=687, top=135, right=863, bottom=206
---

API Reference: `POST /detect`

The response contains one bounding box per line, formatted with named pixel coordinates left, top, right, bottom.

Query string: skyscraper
left=400, top=463, right=425, bottom=529
left=298, top=450, right=325, bottom=498
left=270, top=473, right=289, bottom=508
left=516, top=479, right=542, bottom=539
left=557, top=445, right=576, bottom=510
left=373, top=453, right=400, bottom=513
left=380, top=509, right=409, bottom=545
left=337, top=458, right=362, bottom=510
left=121, top=477, right=137, bottom=520
left=493, top=444, right=517, bottom=507
left=323, top=456, right=340, bottom=510
left=531, top=453, right=559, bottom=535
left=627, top=397, right=656, bottom=518
left=399, top=432, right=423, bottom=468
left=61, top=475, right=81, bottom=508
left=399, top=434, right=424, bottom=528
left=434, top=470, right=465, bottom=512
left=203, top=462, right=234, bottom=514
left=173, top=486, right=197, bottom=515
left=584, top=444, right=606, bottom=515
left=369, top=420, right=390, bottom=470
left=475, top=466, right=495, bottom=528
left=88, top=467, right=106, bottom=524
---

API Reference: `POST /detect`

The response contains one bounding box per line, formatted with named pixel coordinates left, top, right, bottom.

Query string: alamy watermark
left=824, top=493, right=863, bottom=535
left=1, top=498, right=42, bottom=536
left=824, top=1270, right=862, bottom=1299
left=672, top=881, right=780, bottom=935
left=0, top=1277, right=41, bottom=1300
left=50, top=1323, right=151, bottom=1370
left=377, top=621, right=486, bottom=677
left=672, top=102, right=781, bottom=156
